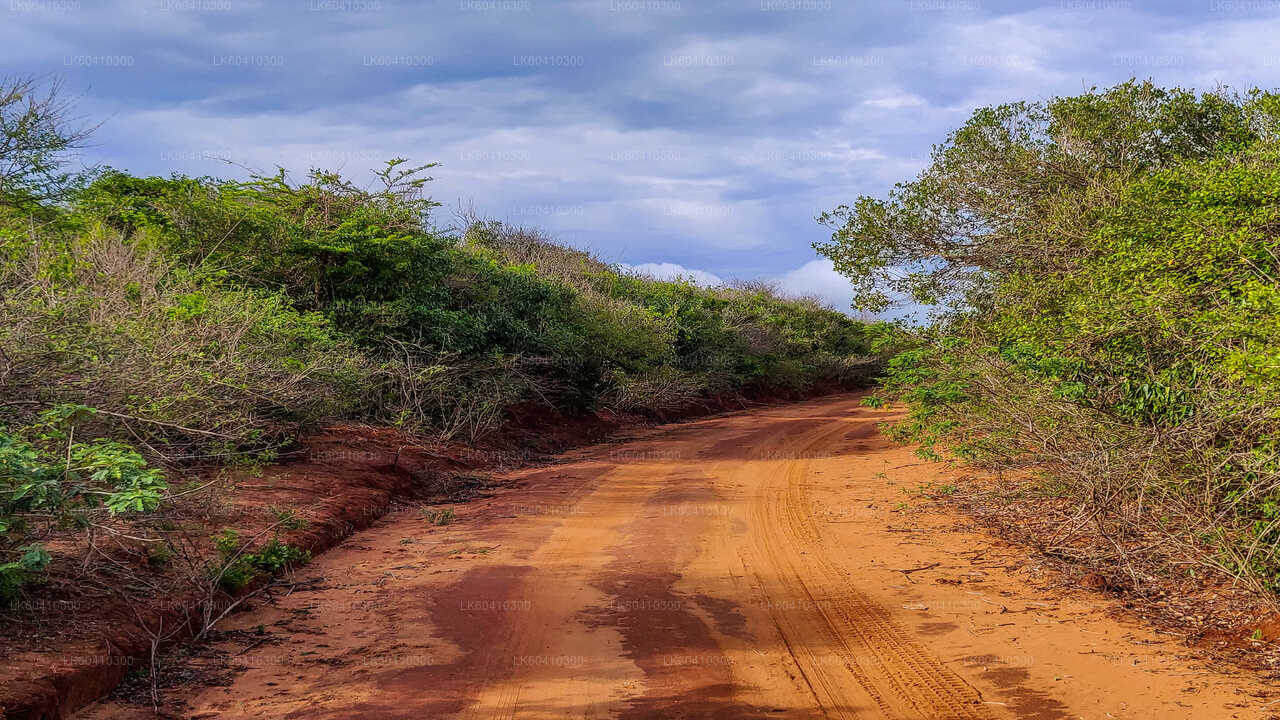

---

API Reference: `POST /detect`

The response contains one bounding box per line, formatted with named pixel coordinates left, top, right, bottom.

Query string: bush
left=0, top=406, right=168, bottom=600
left=818, top=80, right=1280, bottom=594
left=0, top=225, right=365, bottom=453
left=212, top=529, right=311, bottom=592
left=59, top=168, right=878, bottom=432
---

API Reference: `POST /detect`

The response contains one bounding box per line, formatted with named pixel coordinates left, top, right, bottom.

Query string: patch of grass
left=422, top=508, right=456, bottom=526
left=212, top=529, right=311, bottom=592
left=269, top=506, right=308, bottom=530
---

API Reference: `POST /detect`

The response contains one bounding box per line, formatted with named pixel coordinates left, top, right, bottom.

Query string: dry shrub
left=0, top=226, right=362, bottom=457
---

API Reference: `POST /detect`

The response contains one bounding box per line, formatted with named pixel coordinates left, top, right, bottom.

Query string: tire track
left=738, top=414, right=994, bottom=719
left=76, top=395, right=1267, bottom=720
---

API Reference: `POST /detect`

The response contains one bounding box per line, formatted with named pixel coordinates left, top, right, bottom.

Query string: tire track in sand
left=735, top=411, right=994, bottom=719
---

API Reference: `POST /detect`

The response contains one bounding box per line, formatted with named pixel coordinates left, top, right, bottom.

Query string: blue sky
left=5, top=0, right=1280, bottom=312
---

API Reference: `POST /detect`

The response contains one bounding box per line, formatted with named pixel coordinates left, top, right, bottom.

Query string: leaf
left=19, top=544, right=51, bottom=571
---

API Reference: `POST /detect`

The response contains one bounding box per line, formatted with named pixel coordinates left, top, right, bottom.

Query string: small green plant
left=269, top=506, right=308, bottom=530
left=914, top=447, right=944, bottom=463
left=212, top=529, right=311, bottom=592
left=1, top=407, right=168, bottom=597
left=422, top=508, right=456, bottom=526
left=0, top=544, right=51, bottom=604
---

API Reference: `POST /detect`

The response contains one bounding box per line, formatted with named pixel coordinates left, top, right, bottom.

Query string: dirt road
left=82, top=395, right=1267, bottom=719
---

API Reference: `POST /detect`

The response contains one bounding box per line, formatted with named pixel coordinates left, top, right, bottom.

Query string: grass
left=423, top=508, right=456, bottom=526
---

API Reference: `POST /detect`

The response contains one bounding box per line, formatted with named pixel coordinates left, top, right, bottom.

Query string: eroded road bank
left=81, top=395, right=1269, bottom=719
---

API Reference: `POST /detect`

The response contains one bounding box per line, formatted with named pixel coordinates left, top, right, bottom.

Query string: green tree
left=0, top=76, right=95, bottom=211
left=818, top=80, right=1280, bottom=595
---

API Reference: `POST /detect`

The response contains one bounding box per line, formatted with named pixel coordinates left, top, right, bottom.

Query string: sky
left=4, top=0, right=1280, bottom=313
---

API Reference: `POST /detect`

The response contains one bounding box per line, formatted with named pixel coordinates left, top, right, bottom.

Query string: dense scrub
left=0, top=85, right=880, bottom=602
left=818, top=81, right=1280, bottom=596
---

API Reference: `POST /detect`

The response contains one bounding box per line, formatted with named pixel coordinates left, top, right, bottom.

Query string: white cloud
left=864, top=94, right=927, bottom=109
left=772, top=258, right=854, bottom=312
left=8, top=0, right=1280, bottom=303
left=621, top=262, right=724, bottom=287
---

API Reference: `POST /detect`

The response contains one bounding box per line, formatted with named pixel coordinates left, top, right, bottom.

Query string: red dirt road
left=81, top=395, right=1269, bottom=718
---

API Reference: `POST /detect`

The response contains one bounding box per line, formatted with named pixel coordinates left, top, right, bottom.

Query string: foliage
left=0, top=405, right=169, bottom=600
left=0, top=543, right=50, bottom=603
left=0, top=79, right=879, bottom=602
left=212, top=529, right=311, bottom=592
left=72, top=170, right=882, bottom=415
left=38, top=171, right=879, bottom=439
left=0, top=225, right=365, bottom=452
left=0, top=76, right=95, bottom=212
left=818, top=80, right=1280, bottom=594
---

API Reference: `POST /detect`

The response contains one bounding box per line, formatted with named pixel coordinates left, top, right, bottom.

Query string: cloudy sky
left=4, top=0, right=1280, bottom=312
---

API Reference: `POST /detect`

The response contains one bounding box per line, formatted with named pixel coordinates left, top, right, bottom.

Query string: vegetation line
left=0, top=76, right=885, bottom=606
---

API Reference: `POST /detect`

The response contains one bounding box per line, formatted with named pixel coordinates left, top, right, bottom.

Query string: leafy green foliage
left=0, top=543, right=50, bottom=603
left=212, top=529, right=311, bottom=592
left=3, top=407, right=169, bottom=518
left=820, top=80, right=1280, bottom=594
left=23, top=166, right=878, bottom=439
left=0, top=406, right=168, bottom=600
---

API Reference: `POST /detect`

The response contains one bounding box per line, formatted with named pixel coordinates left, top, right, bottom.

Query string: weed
left=269, top=507, right=308, bottom=530
left=423, top=508, right=456, bottom=526
left=212, top=529, right=311, bottom=592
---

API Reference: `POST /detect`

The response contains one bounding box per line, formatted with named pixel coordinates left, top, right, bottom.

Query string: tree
left=813, top=80, right=1277, bottom=314
left=0, top=76, right=95, bottom=209
left=821, top=81, right=1280, bottom=596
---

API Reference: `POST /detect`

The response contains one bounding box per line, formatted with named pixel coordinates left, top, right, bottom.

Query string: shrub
left=0, top=406, right=169, bottom=600
left=212, top=529, right=311, bottom=592
left=0, top=225, right=365, bottom=453
left=818, top=80, right=1280, bottom=594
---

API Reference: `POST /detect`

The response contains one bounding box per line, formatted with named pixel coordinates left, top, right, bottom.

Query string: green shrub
left=212, top=529, right=311, bottom=592
left=0, top=406, right=170, bottom=598
left=49, top=168, right=877, bottom=434
left=0, top=544, right=51, bottom=603
left=818, top=80, right=1280, bottom=594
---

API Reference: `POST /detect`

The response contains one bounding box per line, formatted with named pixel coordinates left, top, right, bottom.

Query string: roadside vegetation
left=818, top=81, right=1280, bottom=599
left=0, top=77, right=881, bottom=605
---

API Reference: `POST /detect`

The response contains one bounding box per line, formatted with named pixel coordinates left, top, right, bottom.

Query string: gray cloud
left=4, top=0, right=1280, bottom=314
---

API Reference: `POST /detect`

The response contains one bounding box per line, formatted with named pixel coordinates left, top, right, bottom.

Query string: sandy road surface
left=82, top=395, right=1269, bottom=719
